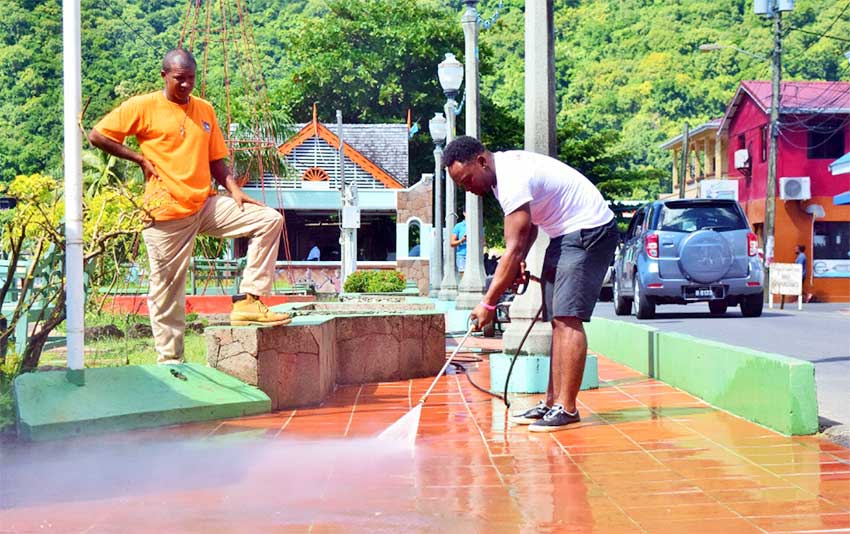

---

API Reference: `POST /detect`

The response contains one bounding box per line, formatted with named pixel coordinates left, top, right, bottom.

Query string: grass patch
left=39, top=332, right=208, bottom=368
left=2, top=312, right=211, bottom=433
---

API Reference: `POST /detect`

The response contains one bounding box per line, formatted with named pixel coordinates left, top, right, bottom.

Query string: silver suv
left=613, top=199, right=764, bottom=319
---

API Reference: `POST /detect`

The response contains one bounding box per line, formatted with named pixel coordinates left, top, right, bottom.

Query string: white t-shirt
left=492, top=150, right=614, bottom=238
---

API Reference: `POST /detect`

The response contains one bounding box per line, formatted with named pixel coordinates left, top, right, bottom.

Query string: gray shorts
left=541, top=219, right=618, bottom=322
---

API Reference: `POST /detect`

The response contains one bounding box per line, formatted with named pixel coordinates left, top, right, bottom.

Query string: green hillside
left=2, top=0, right=849, bottom=196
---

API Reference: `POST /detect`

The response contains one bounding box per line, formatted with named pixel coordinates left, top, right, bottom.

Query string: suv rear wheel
left=632, top=275, right=656, bottom=320
left=708, top=300, right=728, bottom=315
left=740, top=293, right=764, bottom=317
left=613, top=276, right=631, bottom=315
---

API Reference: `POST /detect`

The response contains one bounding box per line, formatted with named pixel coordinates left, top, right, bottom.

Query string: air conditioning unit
left=778, top=0, right=795, bottom=12
left=734, top=149, right=750, bottom=170
left=779, top=176, right=811, bottom=200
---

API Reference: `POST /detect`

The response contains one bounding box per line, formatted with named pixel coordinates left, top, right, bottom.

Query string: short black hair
left=797, top=244, right=805, bottom=252
left=162, top=48, right=197, bottom=72
left=442, top=136, right=486, bottom=168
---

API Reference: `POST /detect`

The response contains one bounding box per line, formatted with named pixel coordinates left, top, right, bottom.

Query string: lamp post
left=456, top=0, right=487, bottom=309
left=437, top=52, right=463, bottom=301
left=428, top=112, right=447, bottom=298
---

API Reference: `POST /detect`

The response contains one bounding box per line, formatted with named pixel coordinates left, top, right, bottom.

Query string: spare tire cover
left=678, top=230, right=733, bottom=283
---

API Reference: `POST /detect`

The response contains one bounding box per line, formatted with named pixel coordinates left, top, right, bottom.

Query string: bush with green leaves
left=343, top=270, right=406, bottom=293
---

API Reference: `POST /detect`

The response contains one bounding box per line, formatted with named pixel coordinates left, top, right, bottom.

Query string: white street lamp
left=438, top=53, right=464, bottom=99
left=428, top=113, right=447, bottom=145
left=428, top=113, right=447, bottom=298
left=437, top=54, right=462, bottom=301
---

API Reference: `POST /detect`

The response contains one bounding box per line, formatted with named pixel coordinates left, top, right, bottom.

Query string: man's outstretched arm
left=470, top=203, right=536, bottom=328
left=210, top=159, right=264, bottom=210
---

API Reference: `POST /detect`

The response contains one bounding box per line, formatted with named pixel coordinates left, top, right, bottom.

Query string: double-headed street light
left=428, top=112, right=447, bottom=298
left=437, top=52, right=463, bottom=301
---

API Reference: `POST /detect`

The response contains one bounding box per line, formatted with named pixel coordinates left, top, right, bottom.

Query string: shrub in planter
left=343, top=270, right=406, bottom=293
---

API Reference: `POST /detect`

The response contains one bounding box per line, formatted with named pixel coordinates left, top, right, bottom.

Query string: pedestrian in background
left=451, top=210, right=468, bottom=273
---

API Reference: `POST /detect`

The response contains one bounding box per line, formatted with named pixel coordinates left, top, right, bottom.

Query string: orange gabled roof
left=277, top=110, right=405, bottom=190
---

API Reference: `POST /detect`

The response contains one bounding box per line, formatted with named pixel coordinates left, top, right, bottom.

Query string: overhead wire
left=792, top=0, right=850, bottom=55
left=95, top=0, right=165, bottom=59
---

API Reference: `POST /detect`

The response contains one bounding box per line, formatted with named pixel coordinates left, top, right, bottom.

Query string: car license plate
left=695, top=288, right=713, bottom=298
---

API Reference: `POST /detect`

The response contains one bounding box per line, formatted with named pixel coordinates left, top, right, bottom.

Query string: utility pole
left=761, top=0, right=789, bottom=294
left=678, top=123, right=689, bottom=199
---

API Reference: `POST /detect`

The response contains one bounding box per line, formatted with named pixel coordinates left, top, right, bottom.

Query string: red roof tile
left=742, top=80, right=850, bottom=112
left=719, top=80, right=850, bottom=133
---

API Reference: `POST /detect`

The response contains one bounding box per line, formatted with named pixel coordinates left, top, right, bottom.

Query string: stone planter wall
left=207, top=310, right=445, bottom=410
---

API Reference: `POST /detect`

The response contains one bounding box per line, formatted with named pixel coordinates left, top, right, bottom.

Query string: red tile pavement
left=1, top=334, right=848, bottom=533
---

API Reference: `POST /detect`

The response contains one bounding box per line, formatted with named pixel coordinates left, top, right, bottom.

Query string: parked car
left=612, top=199, right=764, bottom=319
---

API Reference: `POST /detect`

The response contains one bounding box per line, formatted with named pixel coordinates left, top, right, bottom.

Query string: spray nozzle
left=170, top=368, right=188, bottom=381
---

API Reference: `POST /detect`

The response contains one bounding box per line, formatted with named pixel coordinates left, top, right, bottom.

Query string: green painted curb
left=488, top=353, right=598, bottom=393
left=654, top=332, right=818, bottom=435
left=14, top=364, right=270, bottom=441
left=586, top=317, right=818, bottom=435
left=585, top=319, right=657, bottom=376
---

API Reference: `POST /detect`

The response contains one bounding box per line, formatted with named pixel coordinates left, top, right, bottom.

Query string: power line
left=95, top=0, right=166, bottom=58
left=788, top=26, right=850, bottom=45
left=795, top=0, right=850, bottom=54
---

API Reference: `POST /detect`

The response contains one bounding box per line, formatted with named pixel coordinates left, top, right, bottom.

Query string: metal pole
left=63, top=0, right=84, bottom=373
left=338, top=111, right=357, bottom=286
left=430, top=144, right=444, bottom=297
left=456, top=0, right=487, bottom=309
left=439, top=98, right=459, bottom=300
left=764, top=5, right=782, bottom=293
left=678, top=123, right=690, bottom=199
left=502, top=0, right=556, bottom=356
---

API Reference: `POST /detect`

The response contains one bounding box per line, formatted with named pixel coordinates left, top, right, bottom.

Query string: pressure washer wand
left=418, top=322, right=477, bottom=406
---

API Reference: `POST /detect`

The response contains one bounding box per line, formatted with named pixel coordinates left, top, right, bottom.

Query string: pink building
left=719, top=81, right=850, bottom=302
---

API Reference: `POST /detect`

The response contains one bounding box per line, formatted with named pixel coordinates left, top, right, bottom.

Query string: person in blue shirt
left=306, top=241, right=321, bottom=261
left=795, top=244, right=807, bottom=280
left=451, top=210, right=467, bottom=273
left=795, top=244, right=814, bottom=302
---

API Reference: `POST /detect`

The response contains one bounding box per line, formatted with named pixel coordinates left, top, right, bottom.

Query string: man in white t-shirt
left=443, top=136, right=617, bottom=432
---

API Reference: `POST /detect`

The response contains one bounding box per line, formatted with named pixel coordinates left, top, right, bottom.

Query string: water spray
left=377, top=321, right=478, bottom=448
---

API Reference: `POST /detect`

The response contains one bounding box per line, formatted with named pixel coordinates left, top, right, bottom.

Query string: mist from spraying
left=0, top=430, right=435, bottom=530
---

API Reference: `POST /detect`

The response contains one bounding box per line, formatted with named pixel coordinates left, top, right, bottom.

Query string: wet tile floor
left=1, top=334, right=848, bottom=533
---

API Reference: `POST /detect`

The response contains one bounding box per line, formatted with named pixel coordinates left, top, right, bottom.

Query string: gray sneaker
left=510, top=401, right=551, bottom=425
left=528, top=404, right=581, bottom=432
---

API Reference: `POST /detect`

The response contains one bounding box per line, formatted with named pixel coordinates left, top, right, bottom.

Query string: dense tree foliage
left=2, top=0, right=849, bottom=197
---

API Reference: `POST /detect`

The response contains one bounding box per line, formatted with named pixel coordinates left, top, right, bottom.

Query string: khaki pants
left=142, top=195, right=284, bottom=363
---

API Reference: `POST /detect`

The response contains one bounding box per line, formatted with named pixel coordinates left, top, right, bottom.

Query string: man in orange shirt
left=89, top=48, right=289, bottom=365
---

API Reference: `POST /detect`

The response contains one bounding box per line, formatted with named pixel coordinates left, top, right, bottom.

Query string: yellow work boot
left=230, top=294, right=291, bottom=327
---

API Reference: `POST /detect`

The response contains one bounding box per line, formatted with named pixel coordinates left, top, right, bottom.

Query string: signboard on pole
left=700, top=179, right=739, bottom=201
left=768, top=262, right=803, bottom=310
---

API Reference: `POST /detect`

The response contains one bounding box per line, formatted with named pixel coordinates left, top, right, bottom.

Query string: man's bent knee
left=551, top=316, right=584, bottom=331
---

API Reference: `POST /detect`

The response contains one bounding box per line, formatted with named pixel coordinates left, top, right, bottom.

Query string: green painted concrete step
left=14, top=364, right=270, bottom=441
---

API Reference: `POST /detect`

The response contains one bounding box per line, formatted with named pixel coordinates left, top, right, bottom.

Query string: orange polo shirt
left=94, top=91, right=229, bottom=221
